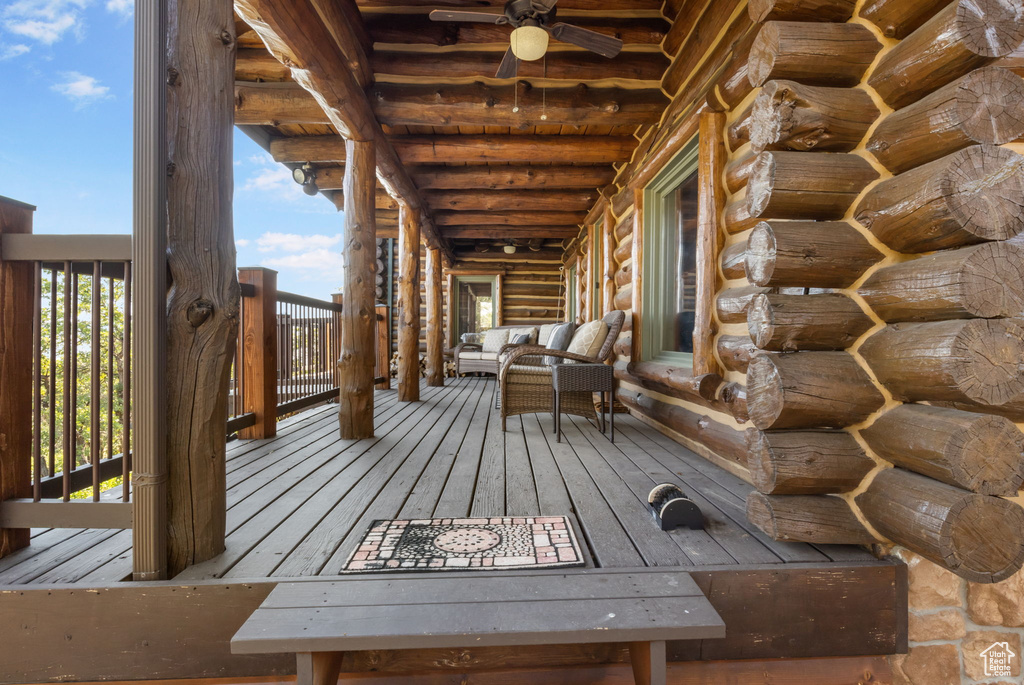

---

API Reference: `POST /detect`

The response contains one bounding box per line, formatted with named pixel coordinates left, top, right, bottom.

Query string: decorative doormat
left=341, top=516, right=585, bottom=573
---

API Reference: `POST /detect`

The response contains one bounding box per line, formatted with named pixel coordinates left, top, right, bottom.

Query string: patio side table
left=551, top=363, right=614, bottom=443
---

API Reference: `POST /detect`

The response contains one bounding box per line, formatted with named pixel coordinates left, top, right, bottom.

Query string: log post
left=862, top=404, right=1024, bottom=496
left=338, top=138, right=377, bottom=439
left=602, top=204, right=616, bottom=317
left=747, top=430, right=874, bottom=494
left=749, top=80, right=878, bottom=153
left=164, top=0, right=238, bottom=576
left=747, top=352, right=884, bottom=430
left=868, top=0, right=1024, bottom=110
left=745, top=221, right=882, bottom=288
left=397, top=203, right=421, bottom=402
left=425, top=247, right=444, bottom=388
left=855, top=145, right=1024, bottom=252
left=237, top=267, right=278, bottom=439
left=495, top=273, right=504, bottom=327
left=746, top=151, right=878, bottom=221
left=859, top=319, right=1024, bottom=406
left=747, top=292, right=874, bottom=351
left=0, top=198, right=34, bottom=559
left=695, top=111, right=725, bottom=377
left=747, top=492, right=876, bottom=544
left=857, top=468, right=1024, bottom=583
left=867, top=67, right=1024, bottom=174
left=747, top=21, right=881, bottom=88
left=858, top=241, right=1024, bottom=322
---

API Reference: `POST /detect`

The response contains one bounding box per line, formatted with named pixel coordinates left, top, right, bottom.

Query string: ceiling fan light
left=503, top=244, right=517, bottom=254
left=510, top=25, right=548, bottom=61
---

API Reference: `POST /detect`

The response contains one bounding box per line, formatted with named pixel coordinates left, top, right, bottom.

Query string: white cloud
left=105, top=0, right=131, bottom=16
left=242, top=164, right=310, bottom=202
left=0, top=43, right=30, bottom=59
left=255, top=232, right=341, bottom=253
left=261, top=248, right=345, bottom=281
left=2, top=0, right=89, bottom=44
left=51, top=71, right=111, bottom=107
left=235, top=238, right=250, bottom=248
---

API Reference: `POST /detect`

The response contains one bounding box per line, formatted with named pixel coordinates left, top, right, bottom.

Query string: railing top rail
left=277, top=289, right=343, bottom=312
left=1, top=234, right=132, bottom=262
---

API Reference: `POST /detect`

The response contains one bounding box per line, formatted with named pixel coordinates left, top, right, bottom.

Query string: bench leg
left=628, top=640, right=666, bottom=685
left=296, top=652, right=342, bottom=685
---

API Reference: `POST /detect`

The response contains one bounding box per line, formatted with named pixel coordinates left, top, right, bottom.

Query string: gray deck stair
left=231, top=569, right=725, bottom=685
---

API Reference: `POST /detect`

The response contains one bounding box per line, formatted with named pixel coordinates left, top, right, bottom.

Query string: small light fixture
left=510, top=23, right=548, bottom=61
left=503, top=244, right=517, bottom=254
left=292, top=162, right=319, bottom=196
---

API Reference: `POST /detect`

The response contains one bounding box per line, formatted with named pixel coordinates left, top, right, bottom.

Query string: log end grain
left=955, top=0, right=1024, bottom=58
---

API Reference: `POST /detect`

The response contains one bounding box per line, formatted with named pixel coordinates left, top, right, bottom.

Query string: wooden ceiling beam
left=370, top=82, right=668, bottom=128
left=235, top=81, right=667, bottom=128
left=233, top=0, right=453, bottom=263
left=370, top=50, right=669, bottom=82
left=268, top=135, right=638, bottom=165
left=363, top=15, right=668, bottom=47
left=309, top=0, right=374, bottom=88
left=434, top=211, right=586, bottom=226
left=236, top=48, right=291, bottom=81
left=315, top=165, right=615, bottom=191
left=425, top=190, right=598, bottom=212
left=441, top=226, right=581, bottom=239
left=355, top=0, right=664, bottom=9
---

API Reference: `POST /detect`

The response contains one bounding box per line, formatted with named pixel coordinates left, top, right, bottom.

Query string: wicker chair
left=499, top=310, right=625, bottom=430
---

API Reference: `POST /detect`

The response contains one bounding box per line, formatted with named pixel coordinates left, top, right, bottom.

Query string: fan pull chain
left=540, top=55, right=548, bottom=121
left=512, top=79, right=519, bottom=114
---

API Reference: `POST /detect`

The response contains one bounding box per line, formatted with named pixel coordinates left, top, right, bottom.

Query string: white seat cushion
left=459, top=351, right=484, bottom=360
left=479, top=352, right=499, bottom=361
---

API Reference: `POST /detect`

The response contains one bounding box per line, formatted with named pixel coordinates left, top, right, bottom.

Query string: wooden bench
left=231, top=570, right=725, bottom=685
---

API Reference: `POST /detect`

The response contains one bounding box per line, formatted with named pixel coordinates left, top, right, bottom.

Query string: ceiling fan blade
left=495, top=47, right=520, bottom=79
left=428, top=9, right=505, bottom=24
left=547, top=22, right=623, bottom=58
left=531, top=0, right=559, bottom=11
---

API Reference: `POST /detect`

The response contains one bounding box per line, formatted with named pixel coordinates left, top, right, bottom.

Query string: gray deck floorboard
left=0, top=377, right=873, bottom=585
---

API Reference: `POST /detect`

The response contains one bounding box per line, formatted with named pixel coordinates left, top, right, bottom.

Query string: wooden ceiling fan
left=429, top=0, right=624, bottom=78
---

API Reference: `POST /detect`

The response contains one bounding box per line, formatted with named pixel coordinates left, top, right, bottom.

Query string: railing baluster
left=62, top=262, right=72, bottom=501
left=32, top=262, right=42, bottom=502
left=122, top=261, right=131, bottom=503
left=91, top=261, right=101, bottom=501
left=48, top=268, right=57, bottom=478
left=107, top=273, right=114, bottom=464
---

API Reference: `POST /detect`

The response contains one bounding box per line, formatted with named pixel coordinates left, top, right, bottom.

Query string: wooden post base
left=296, top=652, right=342, bottom=685
left=629, top=640, right=667, bottom=685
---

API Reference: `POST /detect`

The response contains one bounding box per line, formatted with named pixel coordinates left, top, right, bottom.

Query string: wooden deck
left=0, top=376, right=877, bottom=585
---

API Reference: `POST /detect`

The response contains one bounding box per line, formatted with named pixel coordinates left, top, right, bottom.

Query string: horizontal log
left=270, top=135, right=638, bottom=165
left=369, top=82, right=669, bottom=128
left=860, top=318, right=1024, bottom=406
left=614, top=262, right=632, bottom=287
left=724, top=149, right=757, bottom=194
left=862, top=404, right=1024, bottom=496
left=747, top=151, right=879, bottom=221
left=748, top=430, right=874, bottom=495
left=747, top=351, right=884, bottom=429
left=409, top=165, right=615, bottom=191
left=860, top=0, right=953, bottom=39
left=236, top=48, right=291, bottom=81
left=662, top=0, right=748, bottom=96
left=748, top=0, right=856, bottom=22
left=717, top=28, right=760, bottom=109
left=440, top=227, right=581, bottom=240
left=745, top=221, right=882, bottom=288
left=858, top=241, right=1024, bottom=322
left=370, top=49, right=669, bottom=82
left=356, top=0, right=665, bottom=8
left=748, top=21, right=881, bottom=88
left=717, top=335, right=757, bottom=373
left=617, top=388, right=750, bottom=468
left=364, top=15, right=668, bottom=47
left=869, top=0, right=1024, bottom=110
left=720, top=241, right=746, bottom=279
left=613, top=283, right=633, bottom=311
left=857, top=467, right=1024, bottom=582
left=855, top=145, right=1024, bottom=252
left=747, top=292, right=874, bottom=351
left=747, top=492, right=876, bottom=544
left=614, top=211, right=634, bottom=243
left=723, top=196, right=760, bottom=234
left=867, top=67, right=1024, bottom=174
left=628, top=362, right=721, bottom=401
left=749, top=80, right=878, bottom=153
left=717, top=286, right=770, bottom=323
left=728, top=103, right=753, bottom=149
left=613, top=334, right=631, bottom=358
left=719, top=381, right=749, bottom=422
left=424, top=190, right=597, bottom=212
left=234, top=82, right=326, bottom=125
left=613, top=234, right=633, bottom=266
left=434, top=211, right=585, bottom=226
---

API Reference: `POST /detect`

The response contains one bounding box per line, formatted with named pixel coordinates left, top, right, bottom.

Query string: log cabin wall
left=584, top=0, right=1024, bottom=595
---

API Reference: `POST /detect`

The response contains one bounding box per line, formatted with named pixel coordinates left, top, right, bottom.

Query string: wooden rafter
left=313, top=165, right=616, bottom=191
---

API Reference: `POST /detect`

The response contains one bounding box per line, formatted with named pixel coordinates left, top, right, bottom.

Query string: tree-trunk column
left=164, top=0, right=238, bottom=577
left=425, top=247, right=445, bottom=387
left=338, top=139, right=377, bottom=438
left=397, top=204, right=421, bottom=402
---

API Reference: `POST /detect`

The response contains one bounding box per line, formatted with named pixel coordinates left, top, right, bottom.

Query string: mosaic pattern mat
left=341, top=516, right=586, bottom=573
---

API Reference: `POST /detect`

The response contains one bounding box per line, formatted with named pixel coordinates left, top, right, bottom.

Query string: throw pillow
left=566, top=320, right=608, bottom=361
left=510, top=333, right=531, bottom=345
left=543, top=322, right=576, bottom=365
left=481, top=328, right=511, bottom=353
left=537, top=323, right=558, bottom=346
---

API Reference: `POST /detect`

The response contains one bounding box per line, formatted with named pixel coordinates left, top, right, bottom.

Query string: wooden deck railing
left=0, top=198, right=389, bottom=553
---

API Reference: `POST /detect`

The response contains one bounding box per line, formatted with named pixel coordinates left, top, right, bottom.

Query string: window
left=641, top=137, right=699, bottom=365
left=454, top=276, right=495, bottom=342
left=566, top=262, right=578, bottom=323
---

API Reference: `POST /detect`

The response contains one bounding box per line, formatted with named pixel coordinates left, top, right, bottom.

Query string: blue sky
left=0, top=0, right=346, bottom=298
